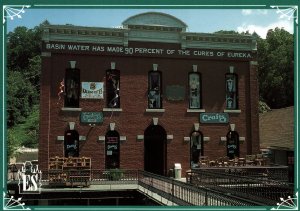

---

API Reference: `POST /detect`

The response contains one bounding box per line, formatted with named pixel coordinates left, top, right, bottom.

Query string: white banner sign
left=81, top=82, right=104, bottom=99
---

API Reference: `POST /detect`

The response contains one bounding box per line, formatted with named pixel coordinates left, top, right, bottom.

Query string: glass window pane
left=189, top=73, right=201, bottom=109
left=148, top=71, right=162, bottom=109
left=65, top=68, right=80, bottom=108
left=225, top=73, right=238, bottom=109
left=106, top=69, right=120, bottom=108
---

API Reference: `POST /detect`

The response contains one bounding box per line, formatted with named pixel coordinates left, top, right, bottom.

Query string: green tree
left=24, top=55, right=41, bottom=92
left=7, top=25, right=43, bottom=72
left=7, top=128, right=20, bottom=159
left=7, top=71, right=38, bottom=126
left=10, top=105, right=40, bottom=148
left=257, top=28, right=294, bottom=108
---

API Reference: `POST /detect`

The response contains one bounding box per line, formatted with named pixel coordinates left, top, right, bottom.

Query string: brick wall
left=39, top=47, right=259, bottom=175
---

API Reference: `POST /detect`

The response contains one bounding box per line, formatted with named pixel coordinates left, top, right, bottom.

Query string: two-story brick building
left=39, top=12, right=259, bottom=176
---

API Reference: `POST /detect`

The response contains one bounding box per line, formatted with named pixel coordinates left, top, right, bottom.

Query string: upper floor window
left=106, top=69, right=120, bottom=108
left=148, top=71, right=162, bottom=109
left=225, top=73, right=238, bottom=109
left=189, top=72, right=201, bottom=109
left=65, top=68, right=80, bottom=108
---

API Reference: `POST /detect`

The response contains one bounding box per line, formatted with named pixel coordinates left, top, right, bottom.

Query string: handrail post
left=172, top=178, right=174, bottom=205
left=205, top=189, right=207, bottom=206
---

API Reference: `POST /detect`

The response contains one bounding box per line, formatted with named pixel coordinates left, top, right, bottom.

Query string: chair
left=217, top=157, right=224, bottom=167
left=222, top=156, right=230, bottom=167
left=246, top=155, right=255, bottom=165
left=255, top=154, right=264, bottom=166
left=238, top=157, right=246, bottom=166
left=199, top=156, right=209, bottom=166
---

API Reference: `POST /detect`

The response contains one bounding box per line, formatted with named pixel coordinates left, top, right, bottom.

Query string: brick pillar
left=38, top=51, right=52, bottom=172
left=249, top=61, right=260, bottom=154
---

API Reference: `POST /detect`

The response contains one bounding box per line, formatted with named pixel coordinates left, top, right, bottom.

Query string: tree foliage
left=7, top=71, right=38, bottom=126
left=6, top=22, right=47, bottom=158
left=7, top=23, right=44, bottom=127
left=7, top=25, right=43, bottom=71
left=257, top=28, right=294, bottom=109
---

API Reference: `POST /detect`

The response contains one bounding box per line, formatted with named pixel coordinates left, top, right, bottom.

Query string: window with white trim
left=225, top=73, right=238, bottom=109
left=189, top=72, right=202, bottom=109
left=148, top=71, right=162, bottom=109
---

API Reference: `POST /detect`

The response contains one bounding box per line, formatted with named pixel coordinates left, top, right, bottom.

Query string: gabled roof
left=259, top=106, right=294, bottom=151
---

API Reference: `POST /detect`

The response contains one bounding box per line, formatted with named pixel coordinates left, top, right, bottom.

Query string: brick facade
left=38, top=12, right=259, bottom=175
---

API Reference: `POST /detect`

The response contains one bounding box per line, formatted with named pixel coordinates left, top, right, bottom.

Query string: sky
left=6, top=8, right=294, bottom=38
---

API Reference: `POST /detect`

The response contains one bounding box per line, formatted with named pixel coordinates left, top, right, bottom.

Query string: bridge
left=7, top=167, right=293, bottom=206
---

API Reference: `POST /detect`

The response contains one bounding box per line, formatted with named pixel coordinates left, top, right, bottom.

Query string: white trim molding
left=224, top=109, right=241, bottom=113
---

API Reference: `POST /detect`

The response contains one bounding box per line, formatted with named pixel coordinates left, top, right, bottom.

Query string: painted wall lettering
left=43, top=42, right=256, bottom=61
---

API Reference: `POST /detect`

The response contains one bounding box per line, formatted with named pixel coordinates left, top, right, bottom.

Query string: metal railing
left=8, top=168, right=291, bottom=206
left=191, top=166, right=289, bottom=182
left=40, top=169, right=139, bottom=187
left=188, top=168, right=294, bottom=205
left=138, top=171, right=264, bottom=206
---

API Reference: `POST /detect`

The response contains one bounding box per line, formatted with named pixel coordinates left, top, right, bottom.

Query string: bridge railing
left=138, top=170, right=264, bottom=206
left=10, top=167, right=290, bottom=206
left=188, top=168, right=294, bottom=205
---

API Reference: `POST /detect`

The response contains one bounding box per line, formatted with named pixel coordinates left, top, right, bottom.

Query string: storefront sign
left=80, top=112, right=103, bottom=124
left=81, top=82, right=104, bottom=99
left=200, top=113, right=229, bottom=123
left=166, top=85, right=185, bottom=101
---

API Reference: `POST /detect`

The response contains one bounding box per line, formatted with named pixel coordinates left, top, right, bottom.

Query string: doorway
left=144, top=125, right=167, bottom=176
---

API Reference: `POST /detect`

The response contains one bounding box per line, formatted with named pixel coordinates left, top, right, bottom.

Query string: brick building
left=39, top=12, right=259, bottom=175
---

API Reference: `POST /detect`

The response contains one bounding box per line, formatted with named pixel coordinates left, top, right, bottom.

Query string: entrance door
left=190, top=130, right=203, bottom=168
left=144, top=125, right=167, bottom=176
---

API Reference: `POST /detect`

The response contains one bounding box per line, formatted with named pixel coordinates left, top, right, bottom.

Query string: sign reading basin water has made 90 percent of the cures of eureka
left=200, top=113, right=229, bottom=123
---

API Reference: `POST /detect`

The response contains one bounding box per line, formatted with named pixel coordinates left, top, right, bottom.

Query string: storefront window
left=225, top=73, right=238, bottom=109
left=148, top=71, right=162, bottom=109
left=190, top=130, right=203, bottom=168
left=64, top=130, right=79, bottom=157
left=106, top=69, right=120, bottom=108
left=189, top=73, right=201, bottom=109
left=65, top=68, right=80, bottom=108
left=226, top=130, right=239, bottom=159
left=105, top=130, right=120, bottom=169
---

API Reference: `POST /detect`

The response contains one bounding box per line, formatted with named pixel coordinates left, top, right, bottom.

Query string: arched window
left=189, top=72, right=201, bottom=109
left=105, top=130, right=120, bottom=169
left=65, top=68, right=80, bottom=108
left=148, top=71, right=162, bottom=109
left=106, top=69, right=120, bottom=108
left=190, top=130, right=203, bottom=168
left=226, top=130, right=239, bottom=159
left=225, top=73, right=238, bottom=109
left=64, top=130, right=79, bottom=157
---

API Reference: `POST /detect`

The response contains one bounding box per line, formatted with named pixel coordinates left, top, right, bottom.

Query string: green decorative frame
left=1, top=1, right=299, bottom=210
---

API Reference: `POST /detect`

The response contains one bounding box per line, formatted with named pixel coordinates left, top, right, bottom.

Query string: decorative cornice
left=183, top=33, right=256, bottom=51
left=127, top=24, right=182, bottom=32
left=43, top=24, right=257, bottom=51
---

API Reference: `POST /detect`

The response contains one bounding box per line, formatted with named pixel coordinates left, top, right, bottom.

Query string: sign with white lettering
left=18, top=161, right=42, bottom=194
left=81, top=82, right=103, bottom=99
left=200, top=113, right=229, bottom=123
left=43, top=42, right=256, bottom=61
